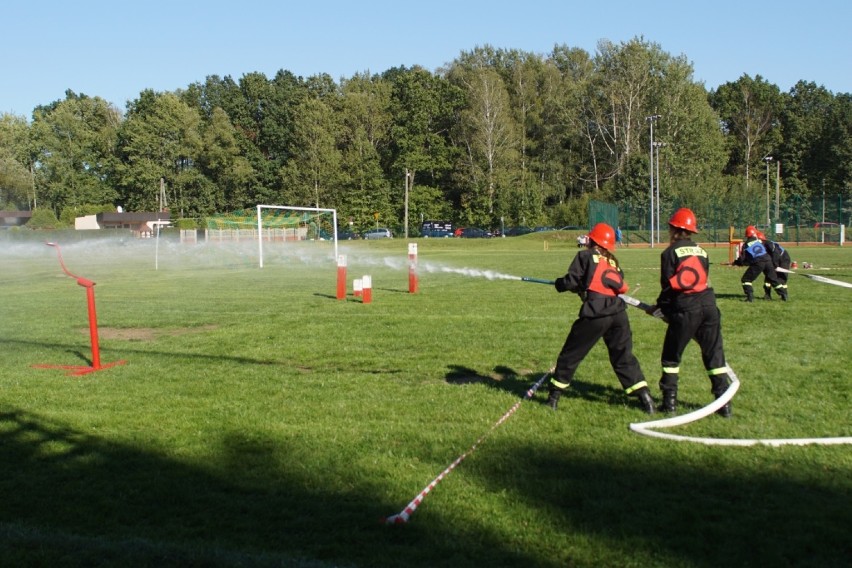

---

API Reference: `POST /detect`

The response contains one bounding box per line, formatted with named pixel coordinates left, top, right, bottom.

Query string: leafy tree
left=0, top=113, right=33, bottom=209
left=29, top=91, right=121, bottom=215
left=451, top=46, right=554, bottom=225
left=112, top=90, right=203, bottom=215
left=779, top=82, right=836, bottom=199
left=187, top=71, right=308, bottom=206
left=447, top=63, right=519, bottom=223
left=28, top=207, right=61, bottom=229
left=821, top=93, right=852, bottom=199
left=384, top=66, right=464, bottom=228
left=197, top=106, right=256, bottom=211
left=710, top=74, right=783, bottom=188
left=337, top=73, right=394, bottom=230
left=278, top=95, right=341, bottom=210
left=546, top=44, right=603, bottom=199
left=592, top=37, right=673, bottom=181
left=647, top=59, right=727, bottom=215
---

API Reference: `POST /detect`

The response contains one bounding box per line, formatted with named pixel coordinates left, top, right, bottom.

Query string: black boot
left=635, top=388, right=655, bottom=415
left=660, top=389, right=677, bottom=413
left=546, top=388, right=562, bottom=411
left=779, top=289, right=788, bottom=302
left=715, top=396, right=732, bottom=418
left=711, top=376, right=733, bottom=418
left=763, top=283, right=772, bottom=300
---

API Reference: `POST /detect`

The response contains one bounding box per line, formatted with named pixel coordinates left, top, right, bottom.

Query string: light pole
left=653, top=141, right=666, bottom=244
left=403, top=170, right=411, bottom=238
left=764, top=156, right=773, bottom=227
left=646, top=115, right=661, bottom=247
left=774, top=159, right=781, bottom=223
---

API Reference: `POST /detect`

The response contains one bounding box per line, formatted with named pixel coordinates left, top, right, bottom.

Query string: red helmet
left=668, top=208, right=697, bottom=233
left=588, top=223, right=615, bottom=251
left=756, top=230, right=766, bottom=240
left=745, top=225, right=758, bottom=238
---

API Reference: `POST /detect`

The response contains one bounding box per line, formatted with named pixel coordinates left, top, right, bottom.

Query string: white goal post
left=256, top=205, right=338, bottom=268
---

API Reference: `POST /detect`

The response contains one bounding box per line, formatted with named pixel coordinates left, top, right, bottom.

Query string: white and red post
left=408, top=243, right=418, bottom=294
left=362, top=275, right=372, bottom=304
left=336, top=254, right=347, bottom=300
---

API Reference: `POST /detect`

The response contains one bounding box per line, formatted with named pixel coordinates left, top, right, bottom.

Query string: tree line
left=1, top=37, right=850, bottom=233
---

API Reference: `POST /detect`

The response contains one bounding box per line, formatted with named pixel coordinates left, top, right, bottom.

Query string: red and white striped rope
left=385, top=369, right=552, bottom=524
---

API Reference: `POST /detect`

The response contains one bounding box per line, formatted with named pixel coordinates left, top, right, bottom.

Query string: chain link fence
left=615, top=194, right=850, bottom=246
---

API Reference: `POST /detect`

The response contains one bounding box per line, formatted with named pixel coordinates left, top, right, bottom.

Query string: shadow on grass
left=1, top=405, right=848, bottom=567
left=445, top=365, right=550, bottom=392
left=7, top=338, right=290, bottom=368
left=470, top=440, right=851, bottom=567
left=444, top=364, right=666, bottom=412
left=714, top=292, right=748, bottom=300
left=0, top=406, right=548, bottom=567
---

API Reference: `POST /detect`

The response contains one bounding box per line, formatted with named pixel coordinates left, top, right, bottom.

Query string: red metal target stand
left=33, top=242, right=126, bottom=376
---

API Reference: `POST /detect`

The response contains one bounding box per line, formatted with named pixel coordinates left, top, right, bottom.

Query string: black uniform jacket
left=555, top=249, right=627, bottom=319
left=655, top=238, right=716, bottom=317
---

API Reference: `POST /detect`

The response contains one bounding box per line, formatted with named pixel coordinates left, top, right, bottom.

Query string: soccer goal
left=256, top=205, right=338, bottom=268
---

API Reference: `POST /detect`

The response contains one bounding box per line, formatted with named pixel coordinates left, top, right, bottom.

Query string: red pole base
left=336, top=266, right=347, bottom=300
left=33, top=360, right=127, bottom=377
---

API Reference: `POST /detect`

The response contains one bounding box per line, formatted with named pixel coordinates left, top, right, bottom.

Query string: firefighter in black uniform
left=645, top=208, right=733, bottom=417
left=545, top=223, right=655, bottom=414
left=757, top=230, right=791, bottom=300
left=733, top=225, right=781, bottom=302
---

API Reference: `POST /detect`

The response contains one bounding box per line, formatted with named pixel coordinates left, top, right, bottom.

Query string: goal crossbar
left=256, top=205, right=338, bottom=268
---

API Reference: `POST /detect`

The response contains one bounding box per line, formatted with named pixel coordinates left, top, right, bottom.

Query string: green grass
left=1, top=232, right=850, bottom=567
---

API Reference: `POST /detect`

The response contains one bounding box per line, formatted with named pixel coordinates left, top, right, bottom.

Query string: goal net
left=255, top=205, right=338, bottom=268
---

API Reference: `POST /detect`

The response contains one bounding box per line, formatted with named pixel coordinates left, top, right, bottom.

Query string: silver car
left=363, top=228, right=393, bottom=239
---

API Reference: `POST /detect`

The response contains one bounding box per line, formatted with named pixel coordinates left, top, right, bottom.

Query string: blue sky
left=2, top=0, right=850, bottom=117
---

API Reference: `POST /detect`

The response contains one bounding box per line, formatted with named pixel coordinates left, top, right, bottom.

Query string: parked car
left=424, top=229, right=454, bottom=238
left=421, top=220, right=454, bottom=238
left=503, top=226, right=534, bottom=236
left=338, top=230, right=360, bottom=240
left=363, top=228, right=393, bottom=239
left=460, top=227, right=492, bottom=238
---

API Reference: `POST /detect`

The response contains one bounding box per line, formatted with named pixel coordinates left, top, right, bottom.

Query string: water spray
left=34, top=242, right=126, bottom=376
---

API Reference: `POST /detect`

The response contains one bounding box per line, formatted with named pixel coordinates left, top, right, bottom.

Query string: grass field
left=1, top=231, right=850, bottom=567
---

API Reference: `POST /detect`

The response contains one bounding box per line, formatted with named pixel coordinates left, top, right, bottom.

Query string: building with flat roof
left=0, top=211, right=32, bottom=227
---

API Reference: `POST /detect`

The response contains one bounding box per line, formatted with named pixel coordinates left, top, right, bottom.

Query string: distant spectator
left=615, top=226, right=623, bottom=247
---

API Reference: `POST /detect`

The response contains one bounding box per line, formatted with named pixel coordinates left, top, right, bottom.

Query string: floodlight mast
left=646, top=115, right=661, bottom=248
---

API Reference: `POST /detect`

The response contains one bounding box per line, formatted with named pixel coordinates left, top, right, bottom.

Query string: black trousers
left=554, top=310, right=645, bottom=392
left=742, top=258, right=777, bottom=287
left=659, top=303, right=727, bottom=394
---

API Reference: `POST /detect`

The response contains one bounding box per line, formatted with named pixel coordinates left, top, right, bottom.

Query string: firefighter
left=545, top=223, right=655, bottom=414
left=733, top=225, right=781, bottom=302
left=645, top=208, right=733, bottom=417
left=757, top=230, right=791, bottom=300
